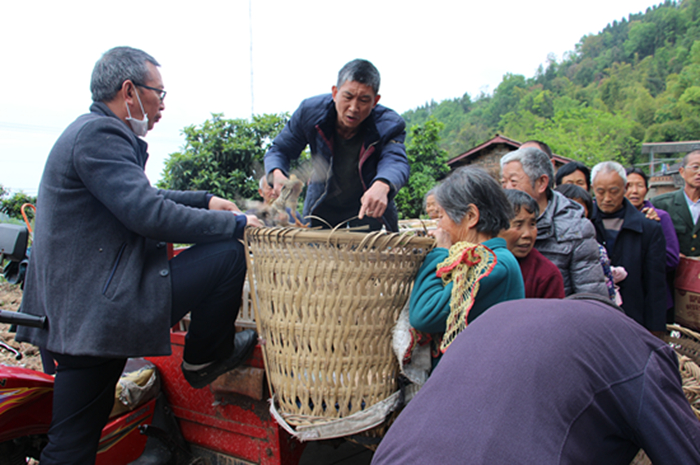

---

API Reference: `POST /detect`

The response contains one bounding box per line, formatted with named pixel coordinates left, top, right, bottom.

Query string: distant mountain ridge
left=403, top=0, right=700, bottom=167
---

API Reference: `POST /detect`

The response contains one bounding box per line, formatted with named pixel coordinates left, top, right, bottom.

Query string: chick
left=245, top=175, right=307, bottom=227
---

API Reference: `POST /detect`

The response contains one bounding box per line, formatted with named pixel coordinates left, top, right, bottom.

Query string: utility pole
left=249, top=0, right=254, bottom=117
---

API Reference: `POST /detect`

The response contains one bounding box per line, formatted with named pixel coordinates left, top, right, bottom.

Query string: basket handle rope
left=303, top=215, right=372, bottom=234
left=288, top=215, right=430, bottom=251
left=304, top=215, right=332, bottom=229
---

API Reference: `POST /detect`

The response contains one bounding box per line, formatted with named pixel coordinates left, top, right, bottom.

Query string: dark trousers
left=170, top=239, right=247, bottom=363
left=40, top=239, right=247, bottom=464
left=40, top=353, right=126, bottom=465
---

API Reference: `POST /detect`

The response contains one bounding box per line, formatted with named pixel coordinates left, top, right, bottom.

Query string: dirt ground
left=0, top=282, right=43, bottom=371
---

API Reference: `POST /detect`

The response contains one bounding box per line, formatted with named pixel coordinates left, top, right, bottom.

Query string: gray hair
left=683, top=150, right=700, bottom=167
left=90, top=46, right=160, bottom=102
left=500, top=147, right=554, bottom=189
left=259, top=175, right=268, bottom=190
left=337, top=59, right=380, bottom=95
left=435, top=167, right=513, bottom=237
left=591, top=161, right=627, bottom=185
left=423, top=186, right=437, bottom=211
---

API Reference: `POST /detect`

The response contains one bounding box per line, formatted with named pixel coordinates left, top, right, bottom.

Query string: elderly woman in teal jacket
left=409, top=167, right=525, bottom=364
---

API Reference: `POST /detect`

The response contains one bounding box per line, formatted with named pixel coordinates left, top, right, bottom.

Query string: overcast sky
left=1, top=0, right=662, bottom=195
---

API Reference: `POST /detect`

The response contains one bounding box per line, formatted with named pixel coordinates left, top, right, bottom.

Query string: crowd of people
left=411, top=145, right=698, bottom=341
left=386, top=142, right=700, bottom=463
left=14, top=44, right=700, bottom=464
left=406, top=144, right=678, bottom=357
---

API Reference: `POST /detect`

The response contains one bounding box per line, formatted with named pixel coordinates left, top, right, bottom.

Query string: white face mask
left=125, top=88, right=149, bottom=137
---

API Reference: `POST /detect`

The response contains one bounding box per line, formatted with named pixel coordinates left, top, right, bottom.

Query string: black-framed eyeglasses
left=134, top=82, right=167, bottom=101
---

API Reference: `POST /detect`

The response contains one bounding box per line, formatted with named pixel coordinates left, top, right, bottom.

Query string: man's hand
left=271, top=169, right=289, bottom=197
left=358, top=181, right=390, bottom=219
left=641, top=207, right=660, bottom=222
left=429, top=227, right=452, bottom=249
left=245, top=214, right=263, bottom=228
left=209, top=196, right=241, bottom=213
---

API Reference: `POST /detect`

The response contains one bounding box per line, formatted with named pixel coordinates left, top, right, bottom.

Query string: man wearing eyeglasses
left=16, top=46, right=261, bottom=464
left=652, top=150, right=700, bottom=257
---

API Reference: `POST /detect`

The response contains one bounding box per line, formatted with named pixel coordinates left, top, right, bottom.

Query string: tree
left=528, top=97, right=642, bottom=166
left=395, top=118, right=450, bottom=219
left=625, top=21, right=659, bottom=59
left=0, top=191, right=37, bottom=221
left=499, top=109, right=544, bottom=142
left=482, top=74, right=527, bottom=127
left=158, top=113, right=289, bottom=201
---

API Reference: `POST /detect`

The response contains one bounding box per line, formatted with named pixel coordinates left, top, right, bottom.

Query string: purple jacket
left=644, top=200, right=680, bottom=310
left=373, top=298, right=700, bottom=465
left=643, top=200, right=680, bottom=271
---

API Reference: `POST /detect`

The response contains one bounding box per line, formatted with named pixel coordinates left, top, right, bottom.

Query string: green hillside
left=403, top=0, right=700, bottom=167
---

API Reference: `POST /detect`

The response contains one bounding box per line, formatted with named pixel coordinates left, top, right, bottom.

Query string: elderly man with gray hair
left=258, top=174, right=278, bottom=204
left=590, top=161, right=667, bottom=333
left=501, top=147, right=607, bottom=296
left=15, top=46, right=261, bottom=463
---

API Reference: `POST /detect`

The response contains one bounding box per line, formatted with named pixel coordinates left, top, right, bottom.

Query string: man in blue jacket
left=16, top=47, right=261, bottom=464
left=264, top=59, right=409, bottom=231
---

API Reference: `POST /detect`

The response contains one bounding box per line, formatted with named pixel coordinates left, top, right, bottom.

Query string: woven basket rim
left=664, top=324, right=700, bottom=416
left=245, top=226, right=436, bottom=248
left=665, top=324, right=700, bottom=353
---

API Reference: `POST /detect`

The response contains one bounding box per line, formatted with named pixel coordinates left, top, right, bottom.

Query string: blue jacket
left=264, top=94, right=409, bottom=231
left=591, top=198, right=667, bottom=331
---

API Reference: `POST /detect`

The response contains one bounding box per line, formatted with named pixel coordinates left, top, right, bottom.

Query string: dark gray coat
left=16, top=103, right=247, bottom=357
left=535, top=190, right=608, bottom=297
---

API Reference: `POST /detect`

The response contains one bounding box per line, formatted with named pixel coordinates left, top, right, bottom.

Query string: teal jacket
left=409, top=237, right=525, bottom=334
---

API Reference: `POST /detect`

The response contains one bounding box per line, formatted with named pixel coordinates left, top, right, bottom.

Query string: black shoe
left=181, top=329, right=258, bottom=389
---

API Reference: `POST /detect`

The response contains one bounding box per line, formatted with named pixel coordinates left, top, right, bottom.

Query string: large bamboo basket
left=631, top=324, right=700, bottom=465
left=244, top=227, right=434, bottom=440
left=663, top=324, right=700, bottom=420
